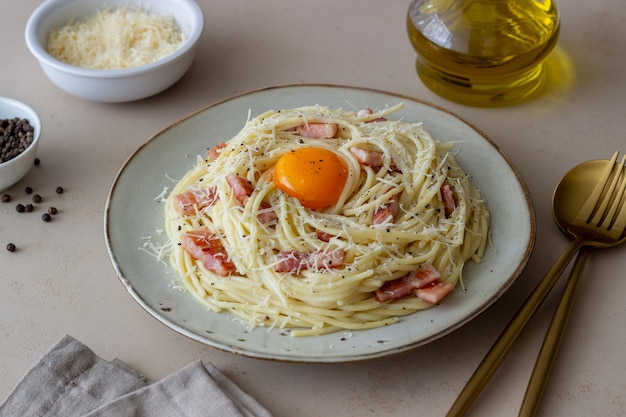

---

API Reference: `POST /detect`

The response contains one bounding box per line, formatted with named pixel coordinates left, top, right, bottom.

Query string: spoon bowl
left=553, top=158, right=626, bottom=247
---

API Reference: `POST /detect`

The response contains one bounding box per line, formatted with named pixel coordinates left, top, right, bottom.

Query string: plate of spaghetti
left=105, top=85, right=535, bottom=362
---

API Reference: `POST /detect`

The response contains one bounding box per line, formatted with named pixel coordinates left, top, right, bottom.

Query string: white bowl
left=25, top=0, right=204, bottom=103
left=0, top=98, right=42, bottom=192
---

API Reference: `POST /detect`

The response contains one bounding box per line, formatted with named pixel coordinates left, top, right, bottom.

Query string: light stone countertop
left=1, top=1, right=625, bottom=416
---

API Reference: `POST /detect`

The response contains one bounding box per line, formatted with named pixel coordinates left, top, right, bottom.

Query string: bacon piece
left=350, top=147, right=385, bottom=169
left=406, top=264, right=442, bottom=288
left=315, top=229, right=334, bottom=242
left=310, top=249, right=345, bottom=270
left=225, top=173, right=277, bottom=225
left=415, top=282, right=454, bottom=304
left=296, top=123, right=338, bottom=139
left=181, top=227, right=235, bottom=276
left=275, top=250, right=308, bottom=274
left=440, top=182, right=456, bottom=218
left=356, top=108, right=387, bottom=122
left=173, top=187, right=218, bottom=216
left=208, top=141, right=227, bottom=161
left=350, top=147, right=400, bottom=173
left=350, top=146, right=402, bottom=172
left=372, top=195, right=400, bottom=225
left=374, top=265, right=445, bottom=303
left=373, top=275, right=414, bottom=301
left=226, top=173, right=254, bottom=205
left=256, top=202, right=278, bottom=225
left=275, top=249, right=346, bottom=274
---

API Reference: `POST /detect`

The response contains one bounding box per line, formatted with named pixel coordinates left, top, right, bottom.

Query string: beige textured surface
left=1, top=1, right=625, bottom=416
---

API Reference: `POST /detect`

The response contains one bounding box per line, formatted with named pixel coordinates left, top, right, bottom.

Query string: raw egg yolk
left=274, top=147, right=348, bottom=209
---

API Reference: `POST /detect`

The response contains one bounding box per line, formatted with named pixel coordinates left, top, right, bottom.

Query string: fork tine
left=574, top=151, right=619, bottom=224
left=606, top=159, right=626, bottom=235
left=590, top=153, right=626, bottom=226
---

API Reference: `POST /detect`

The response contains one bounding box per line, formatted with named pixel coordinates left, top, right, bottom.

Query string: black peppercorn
left=15, top=203, right=25, bottom=213
left=25, top=204, right=34, bottom=212
left=0, top=118, right=35, bottom=163
left=55, top=186, right=64, bottom=194
left=48, top=207, right=58, bottom=215
left=6, top=243, right=16, bottom=252
left=34, top=157, right=40, bottom=166
left=41, top=213, right=52, bottom=222
left=32, top=194, right=42, bottom=203
left=1, top=194, right=10, bottom=203
left=25, top=186, right=33, bottom=194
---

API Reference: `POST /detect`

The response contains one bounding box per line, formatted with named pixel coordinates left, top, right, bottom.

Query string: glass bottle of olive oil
left=407, top=0, right=560, bottom=106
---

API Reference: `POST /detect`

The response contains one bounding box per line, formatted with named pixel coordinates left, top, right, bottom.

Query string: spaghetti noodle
left=163, top=104, right=489, bottom=336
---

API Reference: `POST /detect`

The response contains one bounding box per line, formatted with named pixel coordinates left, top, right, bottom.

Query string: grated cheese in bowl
left=25, top=0, right=204, bottom=102
left=46, top=6, right=186, bottom=70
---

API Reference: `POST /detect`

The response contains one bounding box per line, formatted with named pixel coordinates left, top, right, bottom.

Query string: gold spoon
left=446, top=153, right=626, bottom=417
left=518, top=155, right=626, bottom=416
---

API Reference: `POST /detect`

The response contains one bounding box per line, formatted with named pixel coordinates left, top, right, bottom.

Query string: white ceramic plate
left=105, top=85, right=535, bottom=362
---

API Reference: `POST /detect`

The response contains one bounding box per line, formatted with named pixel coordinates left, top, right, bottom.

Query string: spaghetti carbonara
left=164, top=104, right=489, bottom=336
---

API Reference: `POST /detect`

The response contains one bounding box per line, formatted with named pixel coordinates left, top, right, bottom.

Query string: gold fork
left=518, top=154, right=626, bottom=417
left=446, top=152, right=626, bottom=417
left=569, top=152, right=626, bottom=243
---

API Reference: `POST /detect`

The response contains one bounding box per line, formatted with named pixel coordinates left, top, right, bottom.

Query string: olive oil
left=407, top=0, right=560, bottom=106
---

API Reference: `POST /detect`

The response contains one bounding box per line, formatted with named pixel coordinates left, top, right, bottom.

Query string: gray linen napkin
left=0, top=335, right=272, bottom=417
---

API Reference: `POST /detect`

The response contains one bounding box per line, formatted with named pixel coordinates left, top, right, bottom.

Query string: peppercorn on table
left=1, top=1, right=626, bottom=416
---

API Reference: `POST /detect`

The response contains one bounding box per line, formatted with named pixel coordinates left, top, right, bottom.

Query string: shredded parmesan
left=47, top=6, right=185, bottom=70
left=163, top=105, right=491, bottom=336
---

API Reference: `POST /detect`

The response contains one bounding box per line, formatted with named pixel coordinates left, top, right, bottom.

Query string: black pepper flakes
left=41, top=213, right=52, bottom=222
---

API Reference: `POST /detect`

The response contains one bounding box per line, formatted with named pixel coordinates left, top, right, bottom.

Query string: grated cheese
left=162, top=104, right=491, bottom=336
left=47, top=6, right=185, bottom=70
